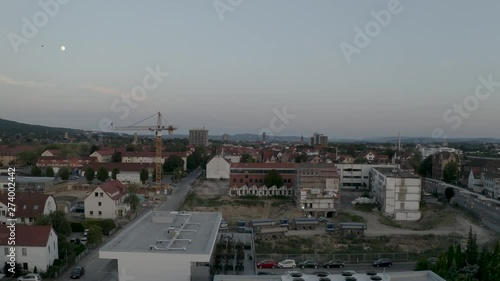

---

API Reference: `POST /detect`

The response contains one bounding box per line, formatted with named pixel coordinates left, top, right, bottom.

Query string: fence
left=255, top=250, right=440, bottom=264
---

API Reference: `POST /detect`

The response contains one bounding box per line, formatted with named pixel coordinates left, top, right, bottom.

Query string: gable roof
left=89, top=180, right=128, bottom=200
left=0, top=192, right=52, bottom=218
left=0, top=225, right=53, bottom=247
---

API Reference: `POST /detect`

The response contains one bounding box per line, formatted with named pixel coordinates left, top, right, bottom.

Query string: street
left=255, top=262, right=416, bottom=275
left=55, top=168, right=201, bottom=281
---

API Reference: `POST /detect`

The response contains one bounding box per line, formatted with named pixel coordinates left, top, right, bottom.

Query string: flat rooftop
left=214, top=271, right=445, bottom=281
left=372, top=168, right=419, bottom=179
left=101, top=211, right=222, bottom=254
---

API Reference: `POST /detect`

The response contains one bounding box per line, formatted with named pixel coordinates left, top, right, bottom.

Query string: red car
left=256, top=260, right=277, bottom=269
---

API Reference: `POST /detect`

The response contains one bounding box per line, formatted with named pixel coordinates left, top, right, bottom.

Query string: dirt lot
left=182, top=179, right=499, bottom=253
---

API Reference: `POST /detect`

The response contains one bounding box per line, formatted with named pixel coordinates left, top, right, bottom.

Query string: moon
left=61, top=46, right=66, bottom=51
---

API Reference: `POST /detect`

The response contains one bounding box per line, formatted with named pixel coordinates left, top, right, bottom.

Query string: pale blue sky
left=1, top=0, right=499, bottom=138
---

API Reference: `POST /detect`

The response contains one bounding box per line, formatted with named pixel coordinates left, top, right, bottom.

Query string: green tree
left=124, top=193, right=140, bottom=214
left=173, top=167, right=183, bottom=182
left=418, top=155, right=433, bottom=177
left=35, top=210, right=72, bottom=237
left=295, top=152, right=308, bottom=163
left=3, top=262, right=22, bottom=277
left=447, top=245, right=455, bottom=269
left=87, top=225, right=103, bottom=245
left=240, top=153, right=255, bottom=163
left=443, top=161, right=459, bottom=184
left=464, top=227, right=479, bottom=266
left=140, top=168, right=149, bottom=184
left=58, top=167, right=71, bottom=180
left=85, top=167, right=95, bottom=182
left=186, top=154, right=197, bottom=170
left=163, top=155, right=184, bottom=172
left=31, top=166, right=42, bottom=176
left=455, top=244, right=464, bottom=269
left=263, top=169, right=284, bottom=187
left=96, top=166, right=109, bottom=182
left=111, top=151, right=122, bottom=162
left=45, top=167, right=55, bottom=177
left=112, top=168, right=120, bottom=180
left=445, top=187, right=455, bottom=202
left=18, top=150, right=38, bottom=165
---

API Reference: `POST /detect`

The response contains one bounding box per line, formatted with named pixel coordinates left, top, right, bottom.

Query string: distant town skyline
left=1, top=1, right=500, bottom=138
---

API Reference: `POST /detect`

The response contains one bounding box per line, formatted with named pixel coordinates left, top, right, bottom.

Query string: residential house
left=432, top=152, right=460, bottom=181
left=82, top=162, right=155, bottom=184
left=37, top=156, right=96, bottom=173
left=206, top=156, right=230, bottom=179
left=481, top=172, right=500, bottom=199
left=467, top=168, right=482, bottom=192
left=0, top=225, right=58, bottom=272
left=0, top=193, right=57, bottom=225
left=84, top=180, right=130, bottom=219
left=89, top=149, right=115, bottom=163
left=121, top=151, right=190, bottom=171
left=0, top=145, right=38, bottom=165
left=40, top=149, right=62, bottom=157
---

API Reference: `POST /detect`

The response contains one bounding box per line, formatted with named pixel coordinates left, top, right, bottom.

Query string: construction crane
left=111, top=112, right=177, bottom=196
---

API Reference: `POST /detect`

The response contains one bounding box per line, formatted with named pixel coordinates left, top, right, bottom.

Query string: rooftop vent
left=148, top=245, right=166, bottom=251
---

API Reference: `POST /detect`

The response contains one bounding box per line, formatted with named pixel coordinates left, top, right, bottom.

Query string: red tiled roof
left=95, top=180, right=128, bottom=200
left=83, top=162, right=154, bottom=172
left=230, top=163, right=296, bottom=169
left=0, top=225, right=53, bottom=247
left=0, top=193, right=52, bottom=218
left=0, top=145, right=38, bottom=156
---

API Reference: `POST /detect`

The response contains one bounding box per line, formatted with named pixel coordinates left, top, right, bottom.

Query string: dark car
left=256, top=260, right=277, bottom=269
left=257, top=271, right=276, bottom=275
left=373, top=258, right=393, bottom=267
left=298, top=260, right=319, bottom=268
left=70, top=266, right=85, bottom=279
left=323, top=260, right=345, bottom=268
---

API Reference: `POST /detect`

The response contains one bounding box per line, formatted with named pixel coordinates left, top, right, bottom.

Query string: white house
left=89, top=150, right=114, bottom=163
left=40, top=149, right=61, bottom=157
left=82, top=163, right=155, bottom=185
left=370, top=167, right=422, bottom=221
left=481, top=172, right=500, bottom=199
left=206, top=156, right=230, bottom=179
left=468, top=169, right=482, bottom=191
left=0, top=193, right=57, bottom=225
left=84, top=180, right=130, bottom=220
left=0, top=225, right=58, bottom=272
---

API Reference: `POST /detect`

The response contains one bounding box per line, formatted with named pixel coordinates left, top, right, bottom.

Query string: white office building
left=370, top=167, right=422, bottom=221
left=335, top=164, right=397, bottom=189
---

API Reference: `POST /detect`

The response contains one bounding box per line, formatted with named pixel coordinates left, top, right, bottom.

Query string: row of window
left=230, top=190, right=293, bottom=196
left=232, top=178, right=292, bottom=184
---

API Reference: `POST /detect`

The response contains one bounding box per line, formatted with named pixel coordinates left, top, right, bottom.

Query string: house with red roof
left=89, top=149, right=116, bottom=163
left=84, top=180, right=130, bottom=220
left=0, top=225, right=58, bottom=272
left=40, top=149, right=62, bottom=157
left=0, top=193, right=57, bottom=225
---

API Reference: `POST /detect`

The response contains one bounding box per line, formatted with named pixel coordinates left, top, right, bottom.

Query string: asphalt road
left=55, top=168, right=201, bottom=281
left=255, top=262, right=416, bottom=275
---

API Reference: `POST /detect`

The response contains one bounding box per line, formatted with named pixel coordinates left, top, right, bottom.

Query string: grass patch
left=354, top=203, right=378, bottom=213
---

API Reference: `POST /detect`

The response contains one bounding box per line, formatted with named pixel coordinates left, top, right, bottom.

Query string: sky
left=1, top=0, right=500, bottom=139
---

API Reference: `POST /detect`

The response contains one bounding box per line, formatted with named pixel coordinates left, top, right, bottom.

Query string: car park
left=256, top=260, right=277, bottom=269
left=277, top=259, right=296, bottom=268
left=323, top=260, right=345, bottom=268
left=298, top=260, right=319, bottom=268
left=373, top=258, right=393, bottom=267
left=17, top=274, right=42, bottom=281
left=70, top=266, right=85, bottom=279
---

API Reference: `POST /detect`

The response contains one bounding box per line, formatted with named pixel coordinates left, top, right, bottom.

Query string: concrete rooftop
left=101, top=210, right=222, bottom=254
left=214, top=270, right=445, bottom=281
left=372, top=168, right=419, bottom=179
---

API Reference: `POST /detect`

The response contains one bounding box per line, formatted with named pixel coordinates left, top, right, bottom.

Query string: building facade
left=370, top=167, right=422, bottom=221
left=295, top=163, right=340, bottom=218
left=229, top=163, right=296, bottom=189
left=84, top=180, right=129, bottom=219
left=0, top=225, right=58, bottom=272
left=335, top=163, right=397, bottom=189
left=189, top=128, right=209, bottom=147
left=206, top=156, right=230, bottom=179
left=0, top=193, right=57, bottom=225
left=310, top=132, right=328, bottom=146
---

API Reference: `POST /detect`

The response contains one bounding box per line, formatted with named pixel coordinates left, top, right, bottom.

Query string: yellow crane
left=112, top=112, right=177, bottom=196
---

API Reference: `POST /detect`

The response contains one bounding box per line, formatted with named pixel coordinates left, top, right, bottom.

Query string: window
left=239, top=179, right=243, bottom=183
left=22, top=248, right=27, bottom=256
left=98, top=202, right=102, bottom=206
left=95, top=192, right=98, bottom=197
left=100, top=192, right=104, bottom=197
left=98, top=211, right=102, bottom=216
left=48, top=245, right=50, bottom=253
left=23, top=263, right=28, bottom=270
left=1, top=211, right=5, bottom=216
left=90, top=211, right=94, bottom=215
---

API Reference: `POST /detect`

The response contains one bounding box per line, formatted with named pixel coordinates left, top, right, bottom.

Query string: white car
left=17, top=274, right=42, bottom=281
left=278, top=259, right=296, bottom=269
left=80, top=237, right=87, bottom=245
left=84, top=229, right=89, bottom=236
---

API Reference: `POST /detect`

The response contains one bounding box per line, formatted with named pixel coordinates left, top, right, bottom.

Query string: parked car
left=257, top=271, right=276, bottom=275
left=80, top=237, right=87, bottom=245
left=17, top=274, right=42, bottom=281
left=70, top=266, right=85, bottom=279
left=298, top=260, right=320, bottom=268
left=427, top=257, right=438, bottom=265
left=277, top=259, right=296, bottom=269
left=83, top=229, right=89, bottom=236
left=323, top=260, right=345, bottom=268
left=256, top=260, right=277, bottom=269
left=373, top=258, right=393, bottom=267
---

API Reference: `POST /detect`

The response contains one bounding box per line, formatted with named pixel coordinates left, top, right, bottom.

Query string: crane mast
left=112, top=112, right=177, bottom=197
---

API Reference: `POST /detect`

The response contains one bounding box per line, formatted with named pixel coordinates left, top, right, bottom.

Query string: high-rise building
left=310, top=132, right=328, bottom=146
left=189, top=128, right=209, bottom=146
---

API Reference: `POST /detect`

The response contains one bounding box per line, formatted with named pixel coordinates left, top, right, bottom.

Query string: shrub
left=71, top=222, right=85, bottom=233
